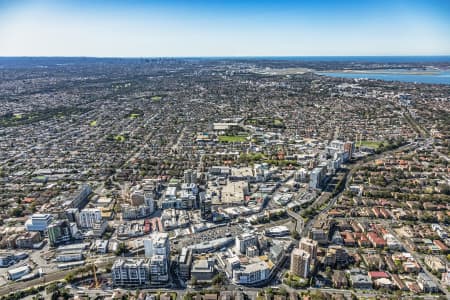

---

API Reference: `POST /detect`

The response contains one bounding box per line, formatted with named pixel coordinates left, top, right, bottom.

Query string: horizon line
left=1, top=55, right=450, bottom=59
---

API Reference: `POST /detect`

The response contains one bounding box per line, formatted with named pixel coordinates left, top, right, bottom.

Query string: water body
left=317, top=70, right=450, bottom=85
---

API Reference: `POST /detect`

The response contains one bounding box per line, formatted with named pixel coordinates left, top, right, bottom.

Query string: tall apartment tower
left=299, top=237, right=318, bottom=261
left=290, top=248, right=311, bottom=278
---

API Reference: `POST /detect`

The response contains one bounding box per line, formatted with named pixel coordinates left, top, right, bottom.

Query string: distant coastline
left=317, top=68, right=450, bottom=85
left=317, top=68, right=443, bottom=76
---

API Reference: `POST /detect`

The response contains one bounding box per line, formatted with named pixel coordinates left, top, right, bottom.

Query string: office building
left=200, top=192, right=212, bottom=220
left=235, top=233, right=258, bottom=255
left=48, top=220, right=72, bottom=247
left=25, top=214, right=53, bottom=232
left=65, top=208, right=79, bottom=223
left=191, top=258, right=215, bottom=282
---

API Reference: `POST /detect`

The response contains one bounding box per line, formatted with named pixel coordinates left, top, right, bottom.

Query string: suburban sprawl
left=0, top=57, right=449, bottom=300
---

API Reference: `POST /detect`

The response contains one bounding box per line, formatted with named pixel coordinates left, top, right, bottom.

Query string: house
left=368, top=271, right=389, bottom=281
left=332, top=270, right=348, bottom=289
left=416, top=272, right=439, bottom=293
left=350, top=274, right=372, bottom=289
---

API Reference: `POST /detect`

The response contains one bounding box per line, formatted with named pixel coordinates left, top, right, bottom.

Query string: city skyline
left=1, top=0, right=450, bottom=57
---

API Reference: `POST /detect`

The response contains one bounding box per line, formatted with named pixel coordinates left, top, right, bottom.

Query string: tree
left=115, top=243, right=128, bottom=256
left=190, top=276, right=198, bottom=286
left=64, top=273, right=75, bottom=283
left=212, top=273, right=225, bottom=286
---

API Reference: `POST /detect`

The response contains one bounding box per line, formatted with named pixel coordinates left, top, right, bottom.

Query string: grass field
left=114, top=135, right=125, bottom=142
left=129, top=113, right=141, bottom=119
left=273, top=119, right=284, bottom=126
left=218, top=135, right=248, bottom=142
left=358, top=140, right=385, bottom=149
left=151, top=96, right=162, bottom=101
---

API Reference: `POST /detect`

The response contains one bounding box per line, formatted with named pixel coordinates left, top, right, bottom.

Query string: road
left=300, top=142, right=416, bottom=238
left=286, top=209, right=303, bottom=234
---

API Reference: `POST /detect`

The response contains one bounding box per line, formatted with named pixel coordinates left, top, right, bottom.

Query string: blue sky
left=0, top=0, right=449, bottom=57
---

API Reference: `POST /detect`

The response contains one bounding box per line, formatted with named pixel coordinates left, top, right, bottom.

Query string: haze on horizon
left=0, top=0, right=449, bottom=57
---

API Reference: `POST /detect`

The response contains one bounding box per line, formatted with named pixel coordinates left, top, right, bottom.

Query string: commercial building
left=7, top=265, right=31, bottom=281
left=78, top=208, right=102, bottom=229
left=25, top=214, right=53, bottom=232
left=327, top=140, right=354, bottom=162
left=179, top=248, right=193, bottom=280
left=56, top=250, right=83, bottom=262
left=122, top=204, right=154, bottom=220
left=191, top=258, right=216, bottom=282
left=0, top=255, right=15, bottom=267
left=144, top=232, right=170, bottom=258
left=184, top=169, right=197, bottom=184
left=15, top=232, right=42, bottom=249
left=235, top=233, right=258, bottom=255
left=48, top=220, right=72, bottom=247
left=200, top=192, right=212, bottom=220
left=264, top=226, right=290, bottom=237
left=290, top=248, right=310, bottom=278
left=112, top=258, right=150, bottom=287
left=233, top=260, right=270, bottom=285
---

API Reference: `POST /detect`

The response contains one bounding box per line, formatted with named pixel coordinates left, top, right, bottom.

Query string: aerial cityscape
left=0, top=1, right=450, bottom=300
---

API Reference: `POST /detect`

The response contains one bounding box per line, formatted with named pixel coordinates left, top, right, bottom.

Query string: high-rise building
left=144, top=192, right=155, bottom=213
left=290, top=248, right=310, bottom=278
left=299, top=237, right=318, bottom=261
left=64, top=184, right=92, bottom=209
left=326, top=140, right=354, bottom=162
left=179, top=248, right=193, bottom=280
left=200, top=192, right=212, bottom=220
left=150, top=255, right=169, bottom=283
left=144, top=232, right=170, bottom=258
left=309, top=228, right=328, bottom=245
left=309, top=167, right=325, bottom=189
left=48, top=220, right=72, bottom=247
left=184, top=169, right=197, bottom=184
left=65, top=208, right=79, bottom=223
left=77, top=208, right=102, bottom=229
left=130, top=190, right=145, bottom=206
left=235, top=233, right=258, bottom=255
left=112, top=258, right=150, bottom=287
left=143, top=232, right=170, bottom=283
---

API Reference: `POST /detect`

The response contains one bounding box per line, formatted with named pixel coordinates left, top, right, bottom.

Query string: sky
left=0, top=0, right=449, bottom=57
